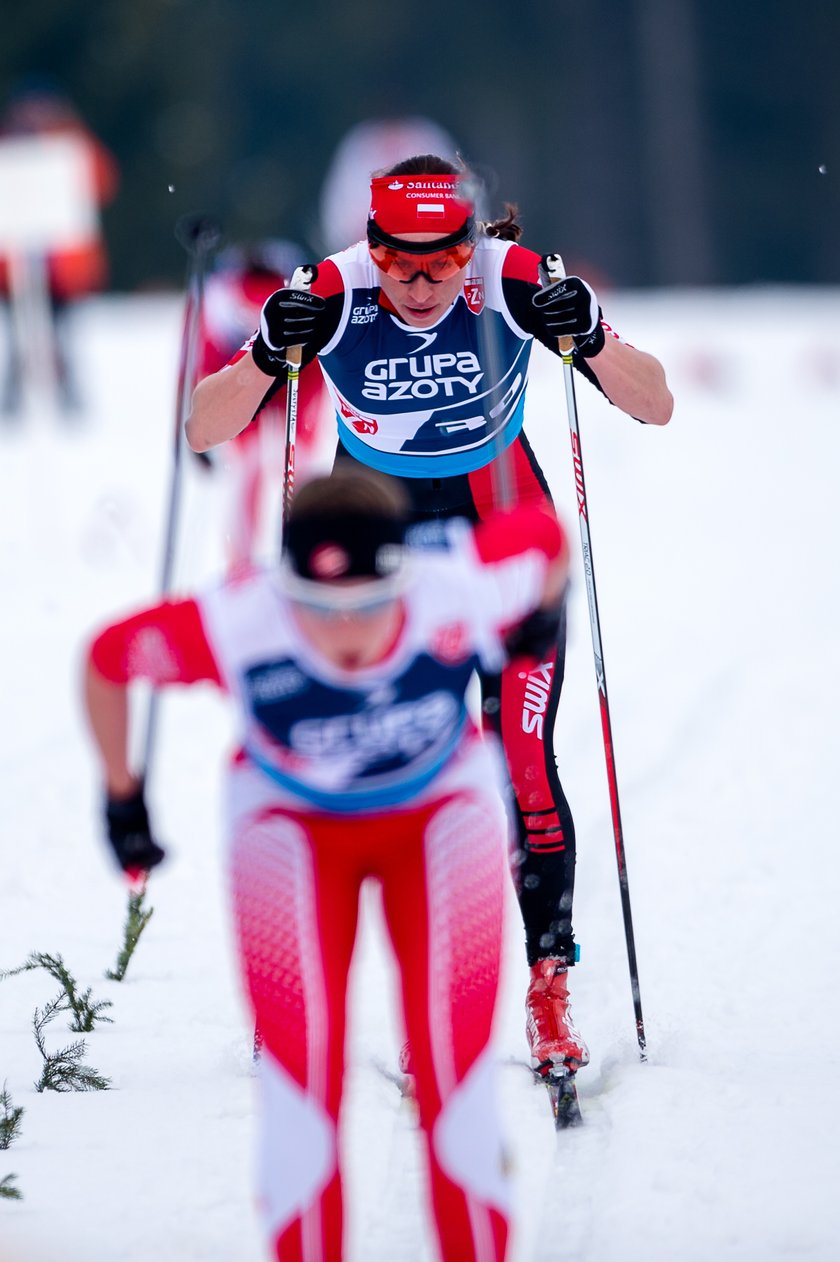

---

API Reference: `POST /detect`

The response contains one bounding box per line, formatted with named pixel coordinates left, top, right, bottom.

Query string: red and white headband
left=368, top=174, right=474, bottom=236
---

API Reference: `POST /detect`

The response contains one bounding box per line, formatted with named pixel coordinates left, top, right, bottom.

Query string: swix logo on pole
left=570, top=432, right=587, bottom=519
left=520, top=662, right=554, bottom=738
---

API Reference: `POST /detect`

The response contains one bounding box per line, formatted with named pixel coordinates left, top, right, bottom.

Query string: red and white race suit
left=90, top=508, right=564, bottom=1262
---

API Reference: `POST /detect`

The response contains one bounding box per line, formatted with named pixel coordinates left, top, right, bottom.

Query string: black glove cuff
left=251, top=333, right=289, bottom=378
left=105, top=784, right=148, bottom=827
left=104, top=784, right=166, bottom=872
left=574, top=311, right=606, bottom=359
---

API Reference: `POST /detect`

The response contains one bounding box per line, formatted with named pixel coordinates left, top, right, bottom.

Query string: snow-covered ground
left=2, top=286, right=839, bottom=1261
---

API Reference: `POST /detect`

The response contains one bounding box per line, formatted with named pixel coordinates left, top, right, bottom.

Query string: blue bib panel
left=317, top=238, right=534, bottom=479
left=243, top=650, right=479, bottom=811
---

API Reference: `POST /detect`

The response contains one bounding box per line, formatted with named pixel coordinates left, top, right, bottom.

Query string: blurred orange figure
left=0, top=81, right=118, bottom=413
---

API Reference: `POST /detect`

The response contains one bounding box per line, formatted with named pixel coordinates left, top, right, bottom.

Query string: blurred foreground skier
left=82, top=467, right=570, bottom=1261
left=187, top=154, right=673, bottom=1084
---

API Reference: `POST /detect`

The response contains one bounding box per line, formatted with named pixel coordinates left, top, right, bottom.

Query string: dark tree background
left=2, top=0, right=837, bottom=291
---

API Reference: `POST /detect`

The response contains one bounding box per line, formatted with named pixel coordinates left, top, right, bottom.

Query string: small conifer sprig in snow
left=0, top=1172, right=22, bottom=1200
left=2, top=952, right=113, bottom=1032
left=0, top=1083, right=24, bottom=1150
left=106, top=885, right=155, bottom=982
left=33, top=996, right=111, bottom=1093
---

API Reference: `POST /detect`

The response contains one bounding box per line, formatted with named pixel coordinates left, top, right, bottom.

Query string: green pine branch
left=32, top=998, right=110, bottom=1093
left=2, top=952, right=113, bottom=1032
left=105, top=886, right=155, bottom=981
left=0, top=1173, right=22, bottom=1200
left=0, top=1083, right=24, bottom=1150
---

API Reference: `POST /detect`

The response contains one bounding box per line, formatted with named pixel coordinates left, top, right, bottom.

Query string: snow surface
left=2, top=288, right=839, bottom=1261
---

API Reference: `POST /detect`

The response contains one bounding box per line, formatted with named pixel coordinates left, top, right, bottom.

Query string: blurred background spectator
left=194, top=238, right=328, bottom=568
left=0, top=79, right=118, bottom=414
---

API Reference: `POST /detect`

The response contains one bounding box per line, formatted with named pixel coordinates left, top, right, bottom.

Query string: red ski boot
left=525, top=959, right=590, bottom=1076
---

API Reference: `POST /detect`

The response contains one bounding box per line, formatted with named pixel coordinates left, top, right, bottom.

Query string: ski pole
left=280, top=265, right=317, bottom=537
left=542, top=253, right=648, bottom=1059
left=140, top=212, right=222, bottom=780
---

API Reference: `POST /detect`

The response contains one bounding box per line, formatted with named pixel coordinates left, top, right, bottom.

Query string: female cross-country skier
left=186, top=154, right=673, bottom=1085
left=83, top=467, right=570, bottom=1262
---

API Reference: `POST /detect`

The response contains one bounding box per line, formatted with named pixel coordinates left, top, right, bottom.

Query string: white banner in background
left=0, top=133, right=97, bottom=251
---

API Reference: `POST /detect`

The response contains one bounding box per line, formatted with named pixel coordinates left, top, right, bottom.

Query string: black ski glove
left=504, top=597, right=565, bottom=662
left=251, top=285, right=328, bottom=376
left=531, top=267, right=605, bottom=358
left=104, top=784, right=166, bottom=874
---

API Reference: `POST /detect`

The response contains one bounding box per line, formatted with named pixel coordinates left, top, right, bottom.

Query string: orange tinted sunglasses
left=367, top=220, right=476, bottom=282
